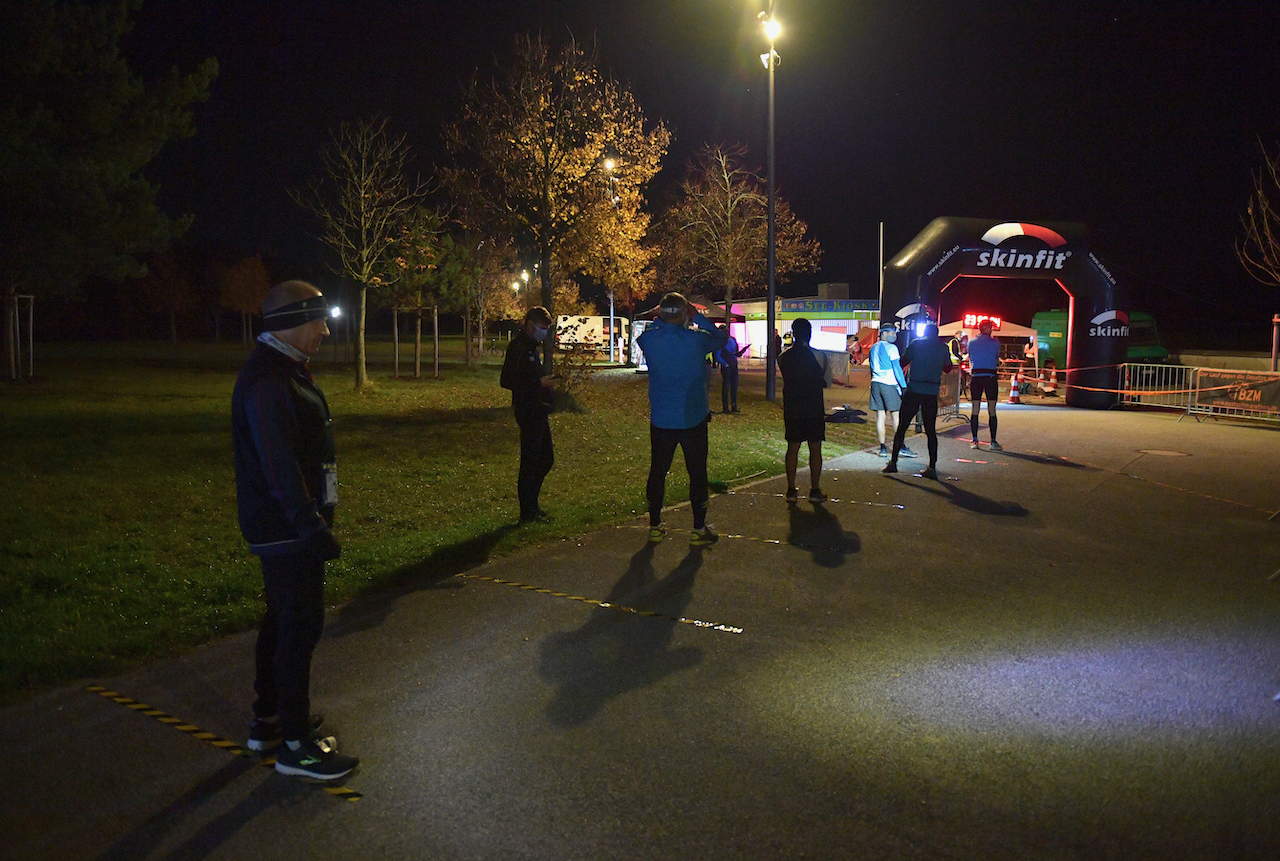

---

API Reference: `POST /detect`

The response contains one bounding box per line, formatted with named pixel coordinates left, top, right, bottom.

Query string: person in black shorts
left=965, top=318, right=1003, bottom=451
left=778, top=318, right=828, bottom=503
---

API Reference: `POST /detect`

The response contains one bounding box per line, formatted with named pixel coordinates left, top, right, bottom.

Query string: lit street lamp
left=759, top=5, right=781, bottom=400
left=604, top=158, right=621, bottom=363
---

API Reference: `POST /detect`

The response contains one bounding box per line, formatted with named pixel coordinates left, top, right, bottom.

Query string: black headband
left=262, top=296, right=329, bottom=331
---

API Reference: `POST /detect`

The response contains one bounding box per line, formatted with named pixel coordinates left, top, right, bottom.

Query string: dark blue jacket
left=501, top=330, right=553, bottom=420
left=901, top=336, right=955, bottom=396
left=637, top=313, right=728, bottom=429
left=232, top=343, right=336, bottom=556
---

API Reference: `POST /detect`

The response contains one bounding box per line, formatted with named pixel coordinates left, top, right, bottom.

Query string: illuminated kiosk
left=881, top=217, right=1128, bottom=409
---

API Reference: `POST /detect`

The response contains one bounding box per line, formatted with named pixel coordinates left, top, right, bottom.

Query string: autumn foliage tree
left=215, top=254, right=271, bottom=344
left=656, top=144, right=820, bottom=312
left=441, top=35, right=669, bottom=373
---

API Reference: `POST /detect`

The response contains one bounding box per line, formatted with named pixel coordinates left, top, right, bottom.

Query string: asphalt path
left=6, top=403, right=1280, bottom=861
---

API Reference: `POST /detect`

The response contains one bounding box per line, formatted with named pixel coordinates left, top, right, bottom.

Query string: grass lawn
left=0, top=342, right=876, bottom=702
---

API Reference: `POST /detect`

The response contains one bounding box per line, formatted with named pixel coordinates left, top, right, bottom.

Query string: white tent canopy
left=939, top=320, right=1036, bottom=339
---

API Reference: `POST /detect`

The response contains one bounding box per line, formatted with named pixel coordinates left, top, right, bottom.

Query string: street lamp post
left=760, top=6, right=781, bottom=400
left=604, top=158, right=619, bottom=364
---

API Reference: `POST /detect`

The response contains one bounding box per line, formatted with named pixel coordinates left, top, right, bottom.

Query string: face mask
left=532, top=325, right=549, bottom=342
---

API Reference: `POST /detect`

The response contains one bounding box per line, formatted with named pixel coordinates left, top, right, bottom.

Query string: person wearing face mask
left=868, top=325, right=913, bottom=460
left=501, top=306, right=558, bottom=523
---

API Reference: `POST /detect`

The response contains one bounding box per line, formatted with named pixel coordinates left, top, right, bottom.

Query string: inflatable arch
left=880, top=217, right=1128, bottom=409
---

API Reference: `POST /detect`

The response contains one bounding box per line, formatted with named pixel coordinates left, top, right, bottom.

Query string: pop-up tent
left=938, top=320, right=1036, bottom=340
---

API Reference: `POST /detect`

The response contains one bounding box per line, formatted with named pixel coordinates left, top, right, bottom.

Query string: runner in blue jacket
left=636, top=293, right=729, bottom=545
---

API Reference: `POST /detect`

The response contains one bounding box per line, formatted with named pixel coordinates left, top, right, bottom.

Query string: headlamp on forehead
left=262, top=296, right=330, bottom=331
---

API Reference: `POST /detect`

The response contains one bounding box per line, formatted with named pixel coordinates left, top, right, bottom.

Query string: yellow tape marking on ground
left=84, top=685, right=361, bottom=801
left=722, top=490, right=906, bottom=509
left=459, top=573, right=745, bottom=635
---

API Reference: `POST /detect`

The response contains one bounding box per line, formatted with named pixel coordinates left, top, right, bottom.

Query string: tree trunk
left=540, top=243, right=553, bottom=375
left=625, top=310, right=636, bottom=366
left=392, top=307, right=400, bottom=378
left=414, top=312, right=422, bottom=378
left=354, top=287, right=369, bottom=389
left=4, top=287, right=15, bottom=381
left=464, top=306, right=472, bottom=368
left=432, top=304, right=440, bottom=379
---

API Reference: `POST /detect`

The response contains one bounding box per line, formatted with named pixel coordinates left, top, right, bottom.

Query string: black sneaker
left=785, top=486, right=799, bottom=503
left=989, top=441, right=1003, bottom=452
left=922, top=467, right=938, bottom=480
left=689, top=526, right=719, bottom=546
left=274, top=738, right=359, bottom=781
left=882, top=462, right=898, bottom=474
left=808, top=489, right=828, bottom=503
left=247, top=714, right=324, bottom=752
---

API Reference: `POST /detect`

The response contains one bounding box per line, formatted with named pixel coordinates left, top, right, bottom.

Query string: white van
left=556, top=315, right=630, bottom=359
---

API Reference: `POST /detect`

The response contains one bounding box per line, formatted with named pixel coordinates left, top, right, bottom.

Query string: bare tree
left=293, top=117, right=425, bottom=388
left=389, top=206, right=447, bottom=378
left=1238, top=140, right=1280, bottom=288
left=657, top=144, right=820, bottom=312
left=441, top=35, right=669, bottom=374
left=468, top=238, right=519, bottom=362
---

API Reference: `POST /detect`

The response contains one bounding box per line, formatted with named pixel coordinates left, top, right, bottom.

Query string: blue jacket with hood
left=637, top=313, right=729, bottom=429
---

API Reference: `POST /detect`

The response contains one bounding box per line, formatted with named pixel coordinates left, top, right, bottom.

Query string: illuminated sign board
left=963, top=313, right=1002, bottom=330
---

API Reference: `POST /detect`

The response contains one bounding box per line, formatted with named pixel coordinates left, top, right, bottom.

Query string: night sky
left=128, top=1, right=1280, bottom=349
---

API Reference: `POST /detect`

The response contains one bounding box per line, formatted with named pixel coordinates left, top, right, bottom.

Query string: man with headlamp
left=232, top=280, right=358, bottom=782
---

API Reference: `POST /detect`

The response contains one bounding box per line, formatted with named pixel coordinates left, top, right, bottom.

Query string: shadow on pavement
left=786, top=502, right=861, bottom=568
left=327, top=525, right=516, bottom=638
left=885, top=475, right=1030, bottom=517
left=538, top=542, right=706, bottom=727
left=989, top=449, right=1092, bottom=469
left=92, top=756, right=273, bottom=861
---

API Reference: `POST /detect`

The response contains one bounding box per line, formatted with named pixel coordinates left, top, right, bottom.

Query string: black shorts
left=784, top=406, right=826, bottom=443
left=970, top=373, right=998, bottom=405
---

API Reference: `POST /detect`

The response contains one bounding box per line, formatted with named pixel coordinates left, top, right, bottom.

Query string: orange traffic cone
left=1008, top=369, right=1021, bottom=404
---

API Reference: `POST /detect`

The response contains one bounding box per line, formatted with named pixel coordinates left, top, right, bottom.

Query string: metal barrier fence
left=1118, top=364, right=1196, bottom=410
left=1118, top=364, right=1280, bottom=424
left=1189, top=367, right=1280, bottom=423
